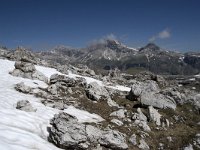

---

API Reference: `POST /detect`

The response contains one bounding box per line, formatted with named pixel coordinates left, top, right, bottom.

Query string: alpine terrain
left=0, top=45, right=199, bottom=150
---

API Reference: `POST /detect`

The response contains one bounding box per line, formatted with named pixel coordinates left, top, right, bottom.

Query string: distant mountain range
left=36, top=39, right=200, bottom=75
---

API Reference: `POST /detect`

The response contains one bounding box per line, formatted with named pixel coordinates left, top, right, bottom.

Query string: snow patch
left=0, top=59, right=104, bottom=150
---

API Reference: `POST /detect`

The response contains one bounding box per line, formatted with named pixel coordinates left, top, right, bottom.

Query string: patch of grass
left=126, top=67, right=147, bottom=75
left=148, top=103, right=200, bottom=149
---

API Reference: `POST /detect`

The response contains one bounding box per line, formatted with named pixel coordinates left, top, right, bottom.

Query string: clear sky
left=0, top=0, right=200, bottom=51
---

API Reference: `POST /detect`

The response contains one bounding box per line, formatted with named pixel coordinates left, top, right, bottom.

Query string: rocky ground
left=0, top=47, right=199, bottom=150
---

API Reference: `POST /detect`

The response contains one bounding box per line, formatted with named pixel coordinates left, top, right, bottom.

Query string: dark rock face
left=184, top=52, right=200, bottom=70
left=139, top=43, right=161, bottom=52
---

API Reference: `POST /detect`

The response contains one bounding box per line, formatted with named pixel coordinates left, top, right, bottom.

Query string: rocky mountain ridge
left=33, top=40, right=200, bottom=75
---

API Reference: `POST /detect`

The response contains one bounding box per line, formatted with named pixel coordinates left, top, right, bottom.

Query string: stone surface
left=85, top=81, right=110, bottom=101
left=7, top=47, right=40, bottom=64
left=16, top=100, right=36, bottom=112
left=50, top=74, right=79, bottom=87
left=111, top=119, right=124, bottom=126
left=127, top=80, right=176, bottom=109
left=138, top=139, right=150, bottom=150
left=129, top=134, right=137, bottom=146
left=110, top=109, right=126, bottom=119
left=148, top=106, right=162, bottom=126
left=49, top=112, right=128, bottom=150
left=132, top=108, right=151, bottom=131
left=15, top=82, right=32, bottom=93
left=140, top=92, right=176, bottom=109
left=10, top=61, right=48, bottom=82
left=98, top=130, right=128, bottom=150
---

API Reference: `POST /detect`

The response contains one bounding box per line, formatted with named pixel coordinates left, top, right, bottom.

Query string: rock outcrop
left=15, top=82, right=32, bottom=93
left=132, top=108, right=151, bottom=131
left=85, top=82, right=110, bottom=101
left=10, top=61, right=48, bottom=82
left=140, top=92, right=176, bottom=109
left=7, top=47, right=40, bottom=64
left=49, top=112, right=128, bottom=150
left=127, top=80, right=176, bottom=109
left=148, top=106, right=162, bottom=126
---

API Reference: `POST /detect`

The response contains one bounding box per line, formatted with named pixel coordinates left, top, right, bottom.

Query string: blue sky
left=0, top=0, right=200, bottom=51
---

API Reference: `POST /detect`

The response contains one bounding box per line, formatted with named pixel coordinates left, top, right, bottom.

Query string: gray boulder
left=129, top=134, right=137, bottom=145
left=110, top=109, right=126, bottom=119
left=127, top=80, right=176, bottom=109
left=49, top=113, right=88, bottom=149
left=132, top=108, right=151, bottom=132
left=16, top=100, right=36, bottom=112
left=50, top=74, right=77, bottom=87
left=111, top=119, right=124, bottom=126
left=47, top=84, right=58, bottom=95
left=138, top=139, right=150, bottom=150
left=148, top=106, right=162, bottom=126
left=140, top=92, right=176, bottom=109
left=49, top=112, right=128, bottom=150
left=85, top=82, right=110, bottom=101
left=132, top=108, right=147, bottom=122
left=127, top=80, right=159, bottom=101
left=15, top=82, right=32, bottom=93
left=10, top=61, right=48, bottom=83
left=15, top=61, right=36, bottom=72
left=99, top=130, right=128, bottom=150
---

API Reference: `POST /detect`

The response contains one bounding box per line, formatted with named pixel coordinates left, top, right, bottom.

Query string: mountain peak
left=105, top=39, right=121, bottom=45
left=139, top=43, right=160, bottom=52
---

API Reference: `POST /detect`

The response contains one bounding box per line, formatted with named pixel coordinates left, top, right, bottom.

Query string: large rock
left=49, top=113, right=88, bottom=149
left=50, top=74, right=78, bottom=87
left=15, top=61, right=36, bottom=72
left=85, top=82, right=110, bottom=101
left=160, top=87, right=185, bottom=104
left=15, top=82, right=32, bottom=93
left=129, top=134, right=137, bottom=145
left=127, top=80, right=176, bottom=109
left=10, top=61, right=48, bottom=82
left=148, top=106, right=162, bottom=126
left=16, top=100, right=36, bottom=112
left=110, top=109, right=126, bottom=119
left=138, top=139, right=150, bottom=150
left=49, top=112, right=128, bottom=150
left=132, top=108, right=147, bottom=122
left=127, top=80, right=159, bottom=101
left=111, top=119, right=124, bottom=126
left=98, top=130, right=128, bottom=150
left=7, top=47, right=39, bottom=64
left=140, top=92, right=176, bottom=109
left=132, top=108, right=151, bottom=131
